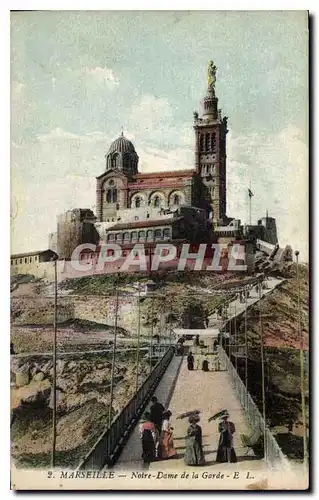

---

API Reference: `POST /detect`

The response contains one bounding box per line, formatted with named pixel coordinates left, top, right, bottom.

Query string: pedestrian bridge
left=76, top=277, right=306, bottom=490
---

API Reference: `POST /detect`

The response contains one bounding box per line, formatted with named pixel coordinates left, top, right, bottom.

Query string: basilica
left=96, top=61, right=228, bottom=227
left=11, top=62, right=281, bottom=271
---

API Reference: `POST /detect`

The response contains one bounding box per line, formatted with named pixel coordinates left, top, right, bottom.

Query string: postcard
left=10, top=10, right=309, bottom=491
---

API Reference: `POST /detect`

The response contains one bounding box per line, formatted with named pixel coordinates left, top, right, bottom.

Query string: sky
left=11, top=10, right=309, bottom=259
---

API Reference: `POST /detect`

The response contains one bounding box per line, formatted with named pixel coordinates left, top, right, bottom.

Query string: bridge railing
left=219, top=346, right=291, bottom=470
left=77, top=346, right=174, bottom=471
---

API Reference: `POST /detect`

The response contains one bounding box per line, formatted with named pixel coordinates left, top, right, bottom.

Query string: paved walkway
left=113, top=277, right=285, bottom=475
left=201, top=277, right=284, bottom=334
left=114, top=355, right=183, bottom=469
left=114, top=356, right=268, bottom=475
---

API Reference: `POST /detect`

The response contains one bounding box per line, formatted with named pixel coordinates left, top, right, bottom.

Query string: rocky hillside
left=11, top=352, right=150, bottom=468
left=233, top=263, right=309, bottom=459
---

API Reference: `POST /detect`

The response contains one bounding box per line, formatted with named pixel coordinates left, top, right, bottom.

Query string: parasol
left=176, top=409, right=201, bottom=420
left=208, top=409, right=229, bottom=422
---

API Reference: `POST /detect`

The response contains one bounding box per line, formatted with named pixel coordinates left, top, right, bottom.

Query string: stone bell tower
left=193, top=61, right=228, bottom=225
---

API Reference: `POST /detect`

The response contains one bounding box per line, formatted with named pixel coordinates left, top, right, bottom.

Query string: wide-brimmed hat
left=189, top=414, right=200, bottom=424
left=208, top=409, right=229, bottom=422
left=220, top=411, right=229, bottom=419
left=176, top=409, right=201, bottom=420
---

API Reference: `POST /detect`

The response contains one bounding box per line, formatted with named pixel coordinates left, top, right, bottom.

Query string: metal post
left=108, top=272, right=119, bottom=428
left=244, top=285, right=248, bottom=407
left=295, top=251, right=308, bottom=470
left=135, top=283, right=141, bottom=392
left=258, top=281, right=267, bottom=461
left=149, top=294, right=154, bottom=373
left=169, top=310, right=172, bottom=348
left=51, top=258, right=57, bottom=468
left=234, top=300, right=238, bottom=372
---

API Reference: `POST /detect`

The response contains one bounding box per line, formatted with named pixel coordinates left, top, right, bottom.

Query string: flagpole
left=249, top=182, right=252, bottom=225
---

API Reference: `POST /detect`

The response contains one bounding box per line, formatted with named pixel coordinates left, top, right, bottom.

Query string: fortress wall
left=11, top=260, right=65, bottom=281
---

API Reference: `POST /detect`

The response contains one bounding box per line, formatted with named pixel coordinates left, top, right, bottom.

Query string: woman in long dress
left=202, top=356, right=209, bottom=372
left=139, top=412, right=157, bottom=463
left=216, top=412, right=237, bottom=463
left=187, top=351, right=194, bottom=371
left=184, top=415, right=205, bottom=466
left=160, top=410, right=177, bottom=459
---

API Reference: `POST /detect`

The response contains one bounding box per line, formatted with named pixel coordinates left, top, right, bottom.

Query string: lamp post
left=295, top=250, right=308, bottom=470
left=149, top=293, right=154, bottom=373
left=108, top=271, right=120, bottom=428
left=51, top=252, right=58, bottom=468
left=135, top=282, right=141, bottom=392
left=258, top=281, right=267, bottom=461
left=244, top=286, right=248, bottom=393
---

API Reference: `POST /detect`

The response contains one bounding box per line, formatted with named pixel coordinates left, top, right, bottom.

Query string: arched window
left=131, top=231, right=138, bottom=241
left=123, top=154, right=130, bottom=172
left=154, top=229, right=162, bottom=239
left=154, top=196, right=160, bottom=207
left=106, top=188, right=117, bottom=203
left=173, top=194, right=180, bottom=205
left=123, top=232, right=130, bottom=241
left=138, top=230, right=146, bottom=240
left=111, top=154, right=118, bottom=169
left=163, top=228, right=170, bottom=240
left=146, top=230, right=153, bottom=240
left=116, top=233, right=122, bottom=242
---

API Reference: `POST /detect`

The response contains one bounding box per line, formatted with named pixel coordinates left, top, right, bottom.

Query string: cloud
left=128, top=94, right=193, bottom=150
left=37, top=127, right=84, bottom=142
left=226, top=125, right=308, bottom=259
left=85, top=66, right=119, bottom=89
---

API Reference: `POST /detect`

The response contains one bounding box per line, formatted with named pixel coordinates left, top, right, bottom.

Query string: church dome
left=108, top=134, right=136, bottom=155
left=105, top=132, right=139, bottom=177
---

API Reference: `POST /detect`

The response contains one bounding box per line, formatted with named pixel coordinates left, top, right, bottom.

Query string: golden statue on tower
left=207, top=60, right=217, bottom=90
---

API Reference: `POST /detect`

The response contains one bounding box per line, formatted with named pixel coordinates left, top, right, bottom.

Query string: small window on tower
left=211, top=133, right=216, bottom=153
left=200, top=135, right=204, bottom=152
left=205, top=134, right=209, bottom=151
left=154, top=196, right=160, bottom=207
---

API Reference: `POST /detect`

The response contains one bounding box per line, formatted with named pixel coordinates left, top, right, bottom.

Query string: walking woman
left=187, top=351, right=194, bottom=371
left=184, top=415, right=205, bottom=466
left=160, top=410, right=177, bottom=459
left=139, top=412, right=157, bottom=463
left=216, top=411, right=237, bottom=463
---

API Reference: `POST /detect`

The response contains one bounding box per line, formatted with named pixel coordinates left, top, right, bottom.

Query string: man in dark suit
left=150, top=396, right=165, bottom=435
